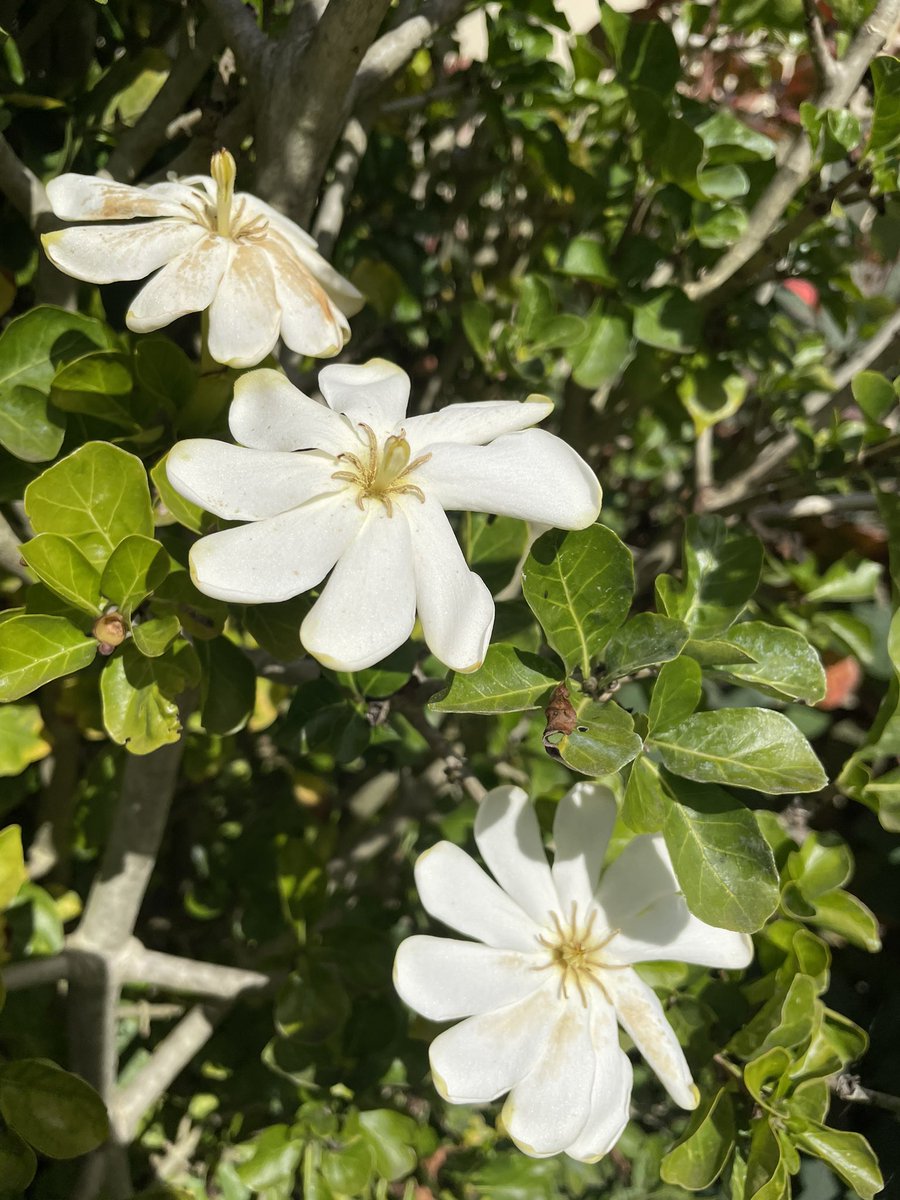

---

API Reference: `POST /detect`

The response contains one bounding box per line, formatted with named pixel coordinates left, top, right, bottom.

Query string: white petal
left=474, top=786, right=559, bottom=927
left=418, top=428, right=602, bottom=528
left=318, top=359, right=410, bottom=435
left=608, top=897, right=753, bottom=970
left=402, top=496, right=493, bottom=672
left=188, top=494, right=364, bottom=603
left=42, top=220, right=203, bottom=284
left=501, top=997, right=596, bottom=1157
left=595, top=835, right=684, bottom=927
left=393, top=936, right=544, bottom=1021
left=166, top=440, right=337, bottom=521
left=413, top=841, right=541, bottom=952
left=405, top=396, right=554, bottom=456
left=565, top=996, right=633, bottom=1162
left=552, top=784, right=617, bottom=917
left=429, top=983, right=558, bottom=1103
left=229, top=369, right=352, bottom=455
left=207, top=243, right=281, bottom=368
left=602, top=967, right=698, bottom=1111
left=263, top=233, right=348, bottom=358
left=46, top=174, right=195, bottom=220
left=127, top=235, right=230, bottom=332
left=300, top=508, right=416, bottom=671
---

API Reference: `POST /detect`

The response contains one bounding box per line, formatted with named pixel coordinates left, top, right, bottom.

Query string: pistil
left=332, top=423, right=431, bottom=515
left=210, top=149, right=236, bottom=239
left=535, top=902, right=624, bottom=1007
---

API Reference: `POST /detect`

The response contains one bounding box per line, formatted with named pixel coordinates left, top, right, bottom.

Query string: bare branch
left=686, top=0, right=900, bottom=300
left=311, top=116, right=369, bottom=258
left=352, top=0, right=470, bottom=105
left=200, top=0, right=267, bottom=82
left=0, top=133, right=51, bottom=227
left=802, top=0, right=837, bottom=88
left=833, top=1073, right=900, bottom=1114
left=694, top=427, right=714, bottom=507
left=127, top=946, right=272, bottom=999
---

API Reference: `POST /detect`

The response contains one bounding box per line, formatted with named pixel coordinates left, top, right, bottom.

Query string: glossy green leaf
left=25, top=442, right=153, bottom=567
left=744, top=1116, right=790, bottom=1200
left=648, top=656, right=702, bottom=734
left=431, top=643, right=562, bottom=713
left=545, top=699, right=642, bottom=777
left=852, top=370, right=896, bottom=423
left=356, top=1109, right=419, bottom=1180
left=805, top=890, right=881, bottom=953
left=0, top=614, right=97, bottom=702
left=713, top=621, right=826, bottom=703
left=0, top=385, right=65, bottom=463
left=632, top=289, right=700, bottom=354
left=683, top=637, right=755, bottom=667
left=19, top=533, right=102, bottom=615
left=604, top=613, right=689, bottom=679
left=789, top=832, right=852, bottom=896
left=465, top=512, right=529, bottom=594
left=796, top=1123, right=883, bottom=1200
left=662, top=776, right=779, bottom=932
left=656, top=516, right=763, bottom=638
left=0, top=825, right=26, bottom=909
left=622, top=754, right=667, bottom=833
left=321, top=1138, right=373, bottom=1194
left=197, top=637, right=256, bottom=736
left=660, top=1087, right=735, bottom=1190
left=870, top=55, right=900, bottom=153
left=0, top=1058, right=109, bottom=1158
left=651, top=708, right=827, bottom=793
left=522, top=525, right=634, bottom=675
left=99, top=641, right=190, bottom=754
left=352, top=642, right=419, bottom=699
left=0, top=305, right=115, bottom=396
left=0, top=707, right=50, bottom=777
left=100, top=535, right=169, bottom=615
left=234, top=1124, right=302, bottom=1189
left=131, top=613, right=181, bottom=657
left=557, top=236, right=616, bottom=285
left=570, top=312, right=633, bottom=387
left=620, top=18, right=680, bottom=94
left=50, top=349, right=136, bottom=428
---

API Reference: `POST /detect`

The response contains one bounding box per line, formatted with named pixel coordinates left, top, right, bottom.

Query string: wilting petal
left=565, top=995, right=633, bottom=1162
left=474, top=787, right=559, bottom=927
left=501, top=998, right=596, bottom=1157
left=229, top=369, right=352, bottom=455
left=300, top=507, right=416, bottom=671
left=189, top=494, right=364, bottom=603
left=602, top=967, right=698, bottom=1111
left=46, top=174, right=195, bottom=220
left=429, top=983, right=558, bottom=1103
left=207, top=242, right=280, bottom=368
left=402, top=495, right=493, bottom=672
left=607, top=895, right=753, bottom=970
left=42, top=220, right=203, bottom=284
left=263, top=232, right=347, bottom=358
left=413, top=841, right=540, bottom=952
left=393, top=936, right=544, bottom=1021
left=552, top=784, right=617, bottom=917
left=318, top=359, right=410, bottom=435
left=405, top=396, right=554, bottom=456
left=166, top=440, right=338, bottom=521
left=419, top=428, right=601, bottom=528
left=127, top=235, right=230, bottom=331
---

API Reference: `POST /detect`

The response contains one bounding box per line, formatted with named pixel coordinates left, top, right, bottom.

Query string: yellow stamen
left=331, top=423, right=431, bottom=515
left=533, top=903, right=624, bottom=1008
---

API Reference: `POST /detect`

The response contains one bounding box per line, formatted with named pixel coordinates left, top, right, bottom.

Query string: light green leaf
left=356, top=1110, right=419, bottom=1181
left=656, top=516, right=763, bottom=638
left=852, top=370, right=895, bottom=423
left=633, top=289, right=700, bottom=354
left=651, top=708, right=827, bottom=793
left=570, top=312, right=633, bottom=388
left=0, top=385, right=65, bottom=463
left=19, top=533, right=103, bottom=615
left=622, top=754, right=667, bottom=833
left=50, top=350, right=136, bottom=429
left=0, top=1058, right=109, bottom=1158
left=151, top=452, right=206, bottom=533
left=683, top=637, right=755, bottom=666
left=0, top=305, right=116, bottom=396
left=805, top=890, right=881, bottom=953
left=662, top=775, right=779, bottom=932
left=870, top=55, right=900, bottom=154
left=678, top=365, right=747, bottom=434
left=0, top=614, right=97, bottom=702
left=0, top=707, right=51, bottom=777
left=714, top=621, right=826, bottom=703
left=796, top=1123, right=883, bottom=1200
left=604, top=613, right=689, bottom=679
left=25, top=442, right=153, bottom=567
left=789, top=832, right=852, bottom=896
left=0, top=825, right=26, bottom=909
left=660, top=1087, right=735, bottom=1190
left=744, top=1116, right=790, bottom=1200
left=131, top=613, right=181, bottom=658
left=321, top=1140, right=373, bottom=1195
left=522, top=525, right=634, bottom=675
left=557, top=236, right=616, bottom=286
left=805, top=557, right=881, bottom=602
left=648, top=656, right=702, bottom=735
left=99, top=641, right=189, bottom=754
left=546, top=699, right=642, bottom=777
left=100, top=535, right=169, bottom=615
left=430, top=644, right=562, bottom=714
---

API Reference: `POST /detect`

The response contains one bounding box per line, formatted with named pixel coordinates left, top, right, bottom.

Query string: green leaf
left=25, top=442, right=153, bottom=567
left=546, top=699, right=642, bottom=777
left=852, top=370, right=896, bottom=423
left=804, top=890, right=881, bottom=953
left=0, top=707, right=50, bottom=777
left=789, top=832, right=852, bottom=897
left=620, top=19, right=680, bottom=95
left=870, top=55, right=900, bottom=153
left=796, top=1124, right=883, bottom=1200
left=99, top=641, right=189, bottom=754
left=648, top=656, right=702, bottom=733
left=100, top=535, right=169, bottom=615
left=243, top=595, right=311, bottom=661
left=656, top=516, right=763, bottom=638
left=461, top=300, right=492, bottom=361
left=0, top=306, right=115, bottom=396
left=557, top=236, right=616, bottom=285
left=50, top=350, right=136, bottom=428
left=0, top=614, right=97, bottom=702
left=197, top=637, right=256, bottom=736
left=356, top=1110, right=419, bottom=1180
left=465, top=512, right=529, bottom=594
left=522, top=525, right=634, bottom=675
left=19, top=534, right=103, bottom=615
left=662, top=776, right=779, bottom=932
left=235, top=1124, right=302, bottom=1190
left=0, top=1059, right=109, bottom=1158
left=0, top=1126, right=36, bottom=1191
left=131, top=613, right=181, bottom=658
left=431, top=644, right=562, bottom=713
left=151, top=452, right=206, bottom=533
left=133, top=336, right=195, bottom=414
left=0, top=385, right=65, bottom=463
left=632, top=289, right=700, bottom=354
left=678, top=365, right=747, bottom=434
left=0, top=825, right=27, bottom=908
left=660, top=1087, right=735, bottom=1189
left=570, top=312, right=633, bottom=388
left=603, top=613, right=689, bottom=679
left=650, top=708, right=827, bottom=793
left=744, top=1116, right=790, bottom=1200
left=713, top=621, right=826, bottom=703
left=622, top=754, right=667, bottom=834
left=683, top=637, right=755, bottom=667
left=696, top=110, right=776, bottom=162
left=352, top=642, right=419, bottom=699
left=321, top=1139, right=373, bottom=1195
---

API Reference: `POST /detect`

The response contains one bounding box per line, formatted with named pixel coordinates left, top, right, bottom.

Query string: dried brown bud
left=92, top=611, right=128, bottom=650
left=544, top=683, right=577, bottom=737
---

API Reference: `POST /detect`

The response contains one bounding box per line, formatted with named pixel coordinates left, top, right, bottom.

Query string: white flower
left=393, top=784, right=753, bottom=1162
left=41, top=150, right=363, bottom=368
left=165, top=359, right=601, bottom=672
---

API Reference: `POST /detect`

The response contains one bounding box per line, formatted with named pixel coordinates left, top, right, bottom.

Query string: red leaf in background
left=817, top=656, right=863, bottom=711
left=784, top=278, right=820, bottom=309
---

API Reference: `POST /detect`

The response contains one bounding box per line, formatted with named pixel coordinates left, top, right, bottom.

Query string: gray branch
left=802, top=0, right=837, bottom=87
left=200, top=0, right=268, bottom=82
left=352, top=0, right=470, bottom=106
left=0, top=133, right=51, bottom=227
left=126, top=946, right=272, bottom=999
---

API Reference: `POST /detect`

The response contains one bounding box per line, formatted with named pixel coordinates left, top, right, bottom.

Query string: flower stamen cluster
left=331, top=422, right=432, bottom=515
left=535, top=902, right=623, bottom=1006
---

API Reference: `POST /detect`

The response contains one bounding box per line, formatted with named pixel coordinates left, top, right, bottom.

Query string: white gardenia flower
left=165, top=359, right=601, bottom=673
left=394, top=784, right=753, bottom=1162
left=41, top=150, right=363, bottom=368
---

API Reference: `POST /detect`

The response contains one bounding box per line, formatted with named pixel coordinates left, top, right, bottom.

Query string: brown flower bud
left=92, top=611, right=128, bottom=652
left=544, top=683, right=577, bottom=737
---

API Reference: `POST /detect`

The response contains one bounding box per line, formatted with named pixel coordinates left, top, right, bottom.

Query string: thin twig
left=833, top=1073, right=900, bottom=1115
left=802, top=0, right=837, bottom=87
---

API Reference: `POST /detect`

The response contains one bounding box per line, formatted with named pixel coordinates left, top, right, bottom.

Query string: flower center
left=535, top=902, right=623, bottom=1007
left=185, top=150, right=269, bottom=243
left=331, top=423, right=432, bottom=517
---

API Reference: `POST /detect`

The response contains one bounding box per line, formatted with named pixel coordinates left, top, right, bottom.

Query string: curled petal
left=207, top=242, right=280, bottom=368
left=318, top=359, right=410, bottom=435
left=300, top=508, right=416, bottom=671
left=564, top=996, right=633, bottom=1162
left=474, top=786, right=559, bottom=927
left=127, top=235, right=230, bottom=332
left=264, top=232, right=348, bottom=358
left=418, top=428, right=601, bottom=528
left=551, top=783, right=617, bottom=917
left=229, top=369, right=352, bottom=455
left=46, top=174, right=195, bottom=220
left=405, top=396, right=554, bottom=456
left=393, top=936, right=544, bottom=1021
left=42, top=220, right=203, bottom=284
